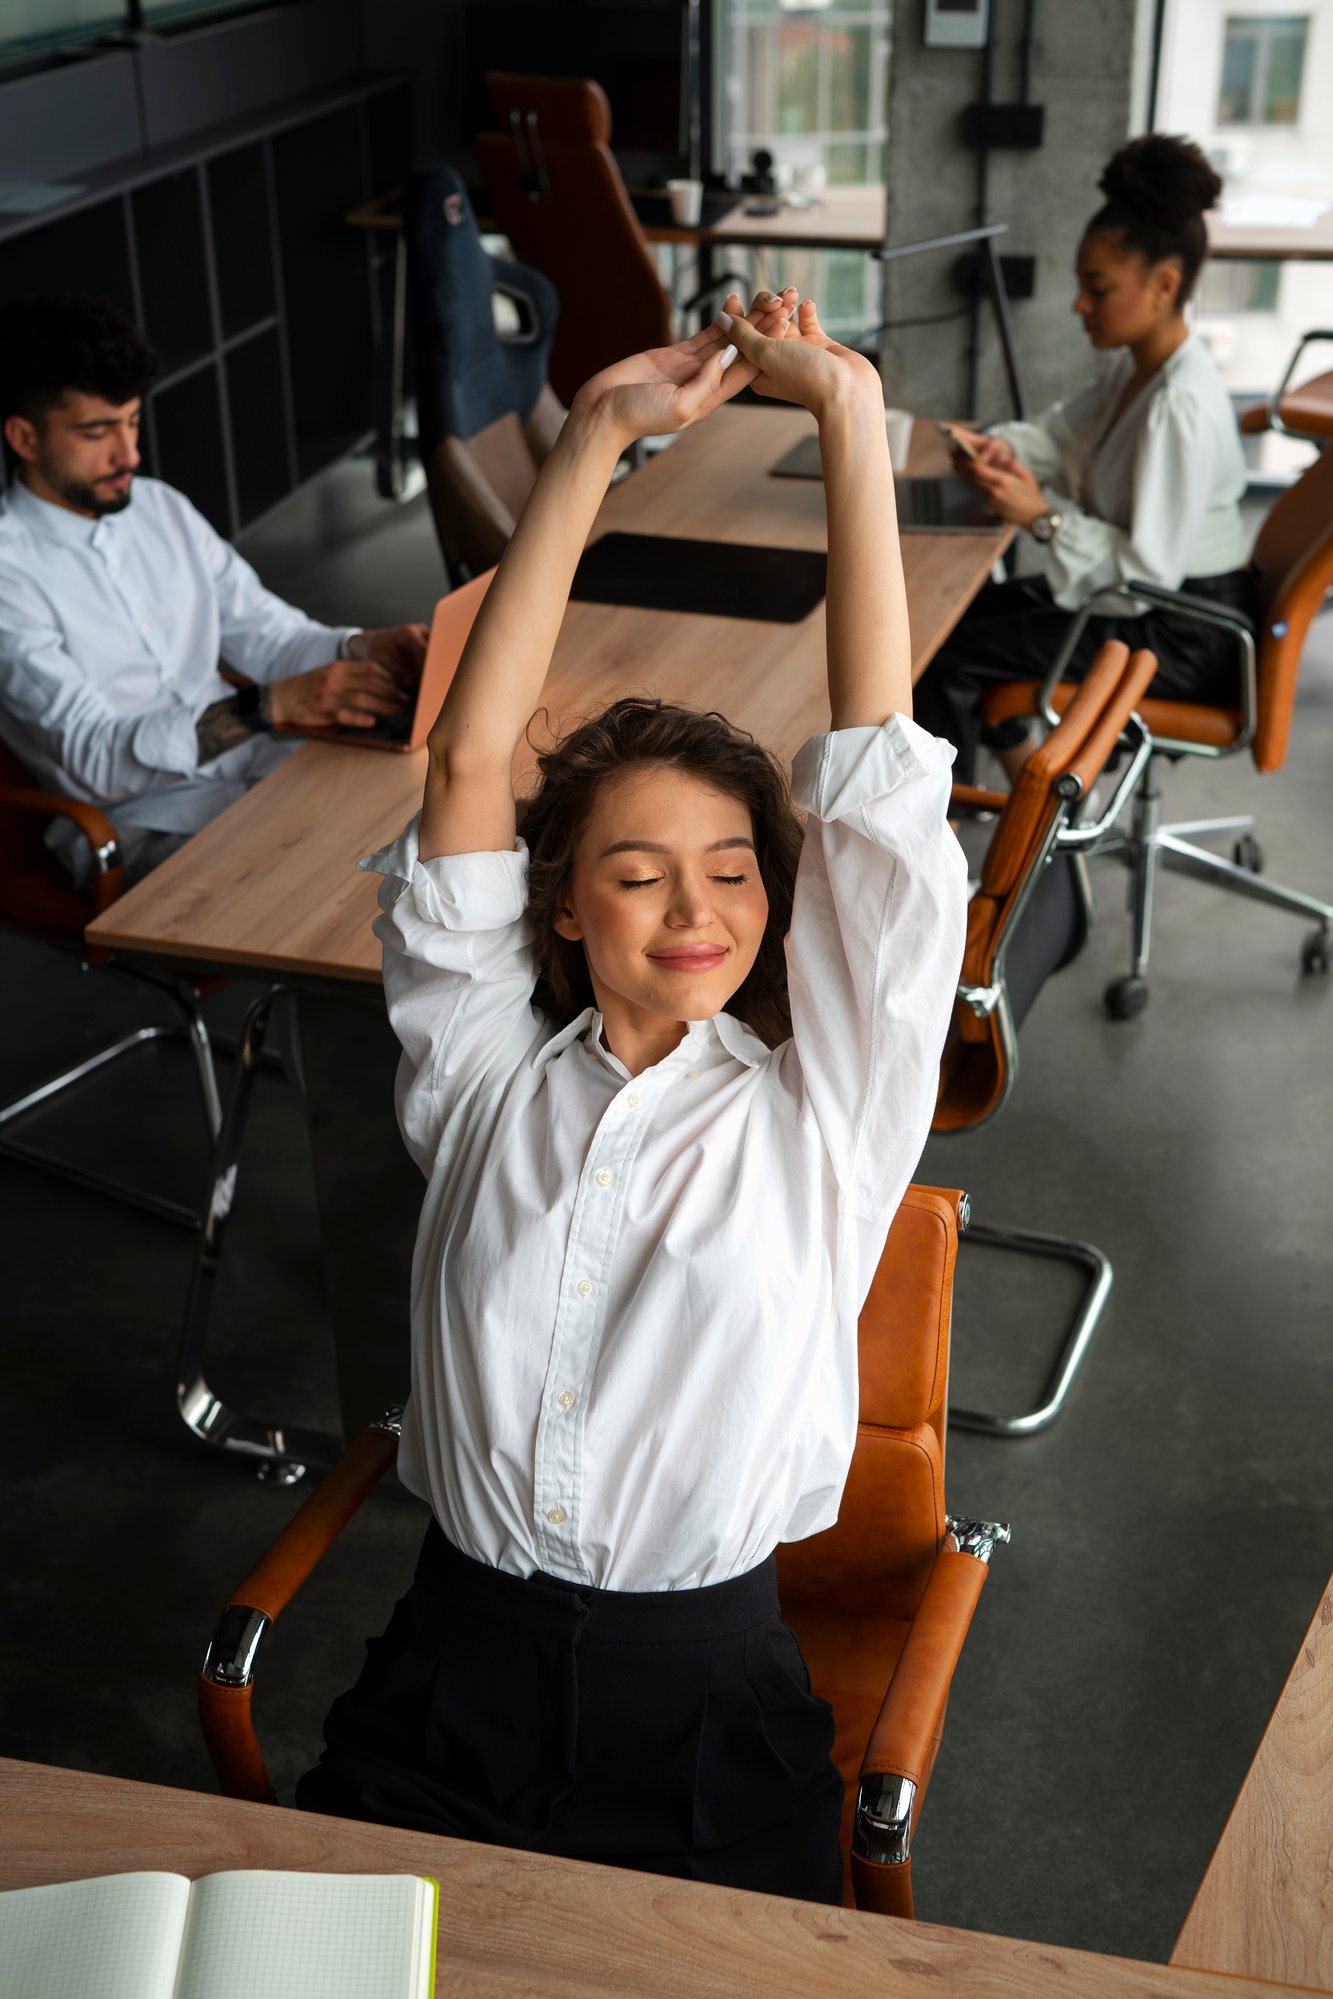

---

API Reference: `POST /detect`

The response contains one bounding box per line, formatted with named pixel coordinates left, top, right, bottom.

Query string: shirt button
left=546, top=1505, right=567, bottom=1525
left=576, top=1278, right=593, bottom=1297
left=687, top=1070, right=700, bottom=1080
left=626, top=1092, right=641, bottom=1108
left=556, top=1389, right=576, bottom=1411
left=594, top=1169, right=613, bottom=1189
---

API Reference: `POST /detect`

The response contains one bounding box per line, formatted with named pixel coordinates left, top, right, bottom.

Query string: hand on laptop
left=268, top=656, right=410, bottom=732
left=345, top=623, right=430, bottom=691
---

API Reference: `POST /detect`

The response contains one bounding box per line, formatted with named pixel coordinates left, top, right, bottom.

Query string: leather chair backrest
left=1250, top=439, right=1333, bottom=773
left=476, top=73, right=672, bottom=405
left=0, top=736, right=92, bottom=938
left=776, top=1186, right=960, bottom=1625
left=935, top=642, right=1159, bottom=1131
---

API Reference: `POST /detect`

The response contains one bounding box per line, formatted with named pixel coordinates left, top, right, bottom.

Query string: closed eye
left=712, top=874, right=750, bottom=885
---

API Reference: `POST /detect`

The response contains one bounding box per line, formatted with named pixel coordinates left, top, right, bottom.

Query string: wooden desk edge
left=6, top=1756, right=1331, bottom=1999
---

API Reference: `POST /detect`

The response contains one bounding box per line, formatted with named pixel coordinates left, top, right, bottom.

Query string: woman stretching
left=297, top=288, right=967, bottom=1904
left=914, top=133, right=1255, bottom=786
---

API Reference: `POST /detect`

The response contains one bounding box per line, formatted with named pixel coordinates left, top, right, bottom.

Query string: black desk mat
left=769, top=435, right=1003, bottom=533
left=571, top=532, right=827, bottom=624
left=631, top=190, right=743, bottom=231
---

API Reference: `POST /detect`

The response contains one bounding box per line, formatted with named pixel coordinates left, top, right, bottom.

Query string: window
left=1198, top=259, right=1282, bottom=313
left=713, top=1, right=891, bottom=340
left=1217, top=14, right=1309, bottom=125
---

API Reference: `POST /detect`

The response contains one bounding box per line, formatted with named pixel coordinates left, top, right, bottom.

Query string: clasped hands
left=945, top=426, right=1048, bottom=530
left=573, top=286, right=885, bottom=451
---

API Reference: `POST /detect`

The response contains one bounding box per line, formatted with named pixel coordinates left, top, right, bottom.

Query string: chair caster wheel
left=1301, top=927, right=1330, bottom=975
left=1232, top=833, right=1264, bottom=873
left=1104, top=975, right=1149, bottom=1020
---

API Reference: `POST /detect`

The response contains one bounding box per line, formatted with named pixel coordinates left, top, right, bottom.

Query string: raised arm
left=420, top=291, right=797, bottom=861
left=721, top=300, right=911, bottom=731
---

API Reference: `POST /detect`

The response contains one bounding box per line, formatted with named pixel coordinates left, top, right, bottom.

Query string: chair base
left=1089, top=760, right=1332, bottom=1017
left=0, top=968, right=223, bottom=1228
left=948, top=1219, right=1113, bottom=1438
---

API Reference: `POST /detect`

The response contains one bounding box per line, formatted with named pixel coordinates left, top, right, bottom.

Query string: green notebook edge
left=424, top=1876, right=440, bottom=1999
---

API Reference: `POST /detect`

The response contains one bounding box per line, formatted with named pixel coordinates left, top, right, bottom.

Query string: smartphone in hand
left=936, top=421, right=982, bottom=463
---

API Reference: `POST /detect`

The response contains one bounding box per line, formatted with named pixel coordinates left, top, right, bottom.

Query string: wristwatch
left=233, top=682, right=273, bottom=733
left=1029, top=508, right=1064, bottom=545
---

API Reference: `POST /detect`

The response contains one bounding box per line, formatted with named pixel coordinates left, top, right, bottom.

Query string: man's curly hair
left=521, top=696, right=804, bottom=1049
left=0, top=294, right=159, bottom=428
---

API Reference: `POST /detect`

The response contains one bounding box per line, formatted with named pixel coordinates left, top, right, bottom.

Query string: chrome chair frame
left=1267, top=329, right=1333, bottom=442
left=1036, top=580, right=1331, bottom=1001
left=176, top=985, right=341, bottom=1486
left=0, top=807, right=223, bottom=1227
left=947, top=716, right=1152, bottom=1437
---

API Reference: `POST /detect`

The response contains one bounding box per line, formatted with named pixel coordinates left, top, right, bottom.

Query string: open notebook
left=0, top=1870, right=438, bottom=1999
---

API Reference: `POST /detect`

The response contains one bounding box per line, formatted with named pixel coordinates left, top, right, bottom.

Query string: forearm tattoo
left=195, top=691, right=263, bottom=766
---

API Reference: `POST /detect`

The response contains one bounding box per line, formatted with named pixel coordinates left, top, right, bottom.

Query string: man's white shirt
left=0, top=475, right=356, bottom=859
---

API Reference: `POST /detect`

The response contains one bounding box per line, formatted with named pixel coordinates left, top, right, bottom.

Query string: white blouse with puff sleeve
left=361, top=713, right=967, bottom=1592
left=991, top=331, right=1249, bottom=611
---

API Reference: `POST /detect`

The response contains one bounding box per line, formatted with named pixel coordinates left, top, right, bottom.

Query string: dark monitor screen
left=462, top=0, right=695, bottom=183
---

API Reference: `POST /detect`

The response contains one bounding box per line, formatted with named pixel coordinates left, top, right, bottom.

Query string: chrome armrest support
left=1038, top=579, right=1257, bottom=757
left=853, top=1773, right=917, bottom=1868
left=1057, top=713, right=1154, bottom=849
left=1269, top=328, right=1333, bottom=440
left=943, top=1515, right=1012, bottom=1565
left=371, top=1406, right=404, bottom=1436
left=201, top=1603, right=270, bottom=1688
left=91, top=836, right=123, bottom=874
left=957, top=982, right=1001, bottom=1017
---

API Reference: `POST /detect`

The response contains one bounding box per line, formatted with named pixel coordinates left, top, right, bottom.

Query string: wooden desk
left=1207, top=207, right=1333, bottom=263
left=1171, top=1567, right=1333, bottom=1990
left=87, top=406, right=1008, bottom=982
left=649, top=185, right=886, bottom=254
left=5, top=1756, right=1324, bottom=1999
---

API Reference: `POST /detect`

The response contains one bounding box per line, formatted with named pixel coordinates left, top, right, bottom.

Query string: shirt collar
left=531, top=1006, right=768, bottom=1075
left=5, top=475, right=113, bottom=550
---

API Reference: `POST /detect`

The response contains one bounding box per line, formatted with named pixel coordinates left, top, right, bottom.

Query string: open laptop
left=769, top=434, right=1003, bottom=533
left=281, top=566, right=496, bottom=751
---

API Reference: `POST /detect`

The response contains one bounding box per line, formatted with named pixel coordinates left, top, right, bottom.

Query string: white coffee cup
left=883, top=407, right=914, bottom=471
left=791, top=160, right=827, bottom=198
left=666, top=178, right=704, bottom=227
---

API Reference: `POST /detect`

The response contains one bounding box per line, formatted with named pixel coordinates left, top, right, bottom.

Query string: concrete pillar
left=880, top=0, right=1143, bottom=421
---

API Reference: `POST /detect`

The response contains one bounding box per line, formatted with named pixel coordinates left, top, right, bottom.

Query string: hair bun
left=1099, top=133, right=1222, bottom=228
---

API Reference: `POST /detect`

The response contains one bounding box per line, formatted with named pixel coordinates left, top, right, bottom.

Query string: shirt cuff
left=791, top=712, right=955, bottom=822
left=360, top=816, right=531, bottom=929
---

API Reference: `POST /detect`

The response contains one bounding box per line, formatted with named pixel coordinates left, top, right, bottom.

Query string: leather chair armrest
left=198, top=1420, right=401, bottom=1803
left=949, top=783, right=1009, bottom=817
left=850, top=1520, right=1008, bottom=1918
left=523, top=382, right=568, bottom=463
left=0, top=781, right=124, bottom=912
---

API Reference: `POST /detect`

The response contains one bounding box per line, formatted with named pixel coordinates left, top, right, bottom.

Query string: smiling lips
left=647, top=946, right=728, bottom=972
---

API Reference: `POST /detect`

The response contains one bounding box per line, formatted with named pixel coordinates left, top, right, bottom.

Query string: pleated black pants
left=296, top=1523, right=844, bottom=1905
left=912, top=568, right=1259, bottom=784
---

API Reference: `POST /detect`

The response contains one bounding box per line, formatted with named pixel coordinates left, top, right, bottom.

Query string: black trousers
left=296, top=1523, right=844, bottom=1905
left=912, top=568, right=1259, bottom=784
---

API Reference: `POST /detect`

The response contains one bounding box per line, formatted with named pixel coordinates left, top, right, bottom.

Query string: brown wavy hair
left=521, top=697, right=803, bottom=1048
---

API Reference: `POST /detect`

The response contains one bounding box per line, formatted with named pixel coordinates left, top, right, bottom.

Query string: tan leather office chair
left=939, top=640, right=1160, bottom=1435
left=0, top=737, right=221, bottom=1227
left=199, top=1184, right=1009, bottom=1923
left=475, top=73, right=745, bottom=406
left=981, top=440, right=1333, bottom=1016
left=1238, top=328, right=1333, bottom=444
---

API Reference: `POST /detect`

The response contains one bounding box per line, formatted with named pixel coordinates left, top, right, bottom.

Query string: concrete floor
left=2, top=434, right=1331, bottom=1966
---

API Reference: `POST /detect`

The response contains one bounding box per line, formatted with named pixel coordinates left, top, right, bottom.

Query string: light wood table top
left=86, top=406, right=1008, bottom=982
left=1171, top=1567, right=1333, bottom=1990
left=647, top=184, right=886, bottom=252
left=6, top=1755, right=1327, bottom=1999
left=1207, top=206, right=1333, bottom=262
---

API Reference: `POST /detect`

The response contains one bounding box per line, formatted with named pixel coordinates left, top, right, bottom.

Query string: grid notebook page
left=0, top=1871, right=189, bottom=1999
left=177, top=1871, right=431, bottom=1999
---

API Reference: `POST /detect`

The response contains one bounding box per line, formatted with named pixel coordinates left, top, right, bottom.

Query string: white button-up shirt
left=365, top=713, right=967, bottom=1591
left=0, top=475, right=355, bottom=842
left=992, top=332, right=1249, bottom=610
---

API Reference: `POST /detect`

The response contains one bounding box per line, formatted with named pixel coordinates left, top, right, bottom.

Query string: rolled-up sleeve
left=360, top=819, right=542, bottom=1171
left=783, top=714, right=967, bottom=1236
left=0, top=566, right=198, bottom=801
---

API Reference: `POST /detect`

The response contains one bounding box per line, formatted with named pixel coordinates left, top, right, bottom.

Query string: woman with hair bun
left=914, top=132, right=1255, bottom=785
